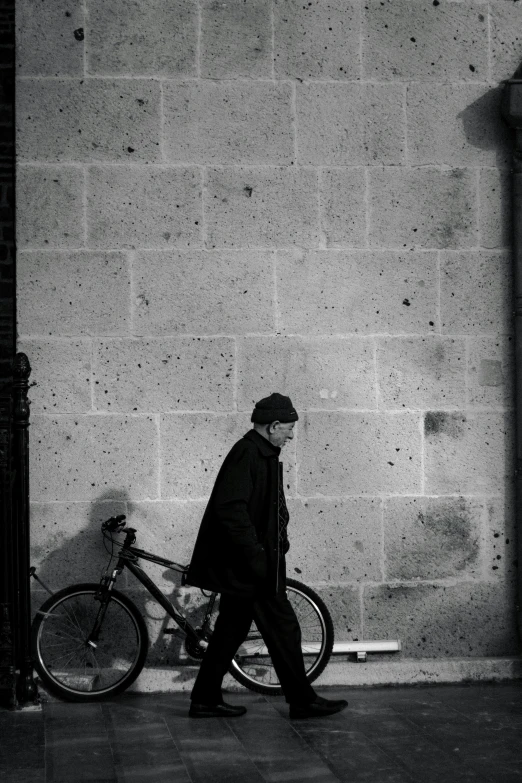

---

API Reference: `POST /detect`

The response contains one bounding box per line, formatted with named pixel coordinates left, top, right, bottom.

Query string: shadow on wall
left=31, top=489, right=209, bottom=669
left=458, top=85, right=512, bottom=168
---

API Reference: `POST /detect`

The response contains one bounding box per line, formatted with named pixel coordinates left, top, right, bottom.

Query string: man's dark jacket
left=186, top=430, right=289, bottom=597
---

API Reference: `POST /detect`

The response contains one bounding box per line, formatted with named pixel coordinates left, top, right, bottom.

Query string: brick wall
left=18, top=0, right=521, bottom=665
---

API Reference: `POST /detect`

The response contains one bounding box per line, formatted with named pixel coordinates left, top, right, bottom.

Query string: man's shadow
left=31, top=488, right=211, bottom=671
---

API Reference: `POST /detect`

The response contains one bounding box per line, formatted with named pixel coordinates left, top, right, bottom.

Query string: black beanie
left=251, top=393, right=299, bottom=424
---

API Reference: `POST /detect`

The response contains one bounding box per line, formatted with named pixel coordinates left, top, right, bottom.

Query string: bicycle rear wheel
left=32, top=583, right=148, bottom=702
left=228, top=578, right=334, bottom=695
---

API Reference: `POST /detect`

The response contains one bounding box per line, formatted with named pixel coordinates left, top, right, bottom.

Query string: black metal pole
left=0, top=393, right=16, bottom=707
left=12, top=352, right=38, bottom=705
left=502, top=66, right=522, bottom=648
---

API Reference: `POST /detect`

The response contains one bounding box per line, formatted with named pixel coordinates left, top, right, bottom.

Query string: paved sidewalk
left=1, top=682, right=522, bottom=782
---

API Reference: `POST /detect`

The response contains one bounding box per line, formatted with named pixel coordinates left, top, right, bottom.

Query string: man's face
left=269, top=421, right=295, bottom=448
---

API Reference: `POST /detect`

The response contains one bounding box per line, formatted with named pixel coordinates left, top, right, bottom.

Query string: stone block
left=122, top=501, right=206, bottom=591
left=368, top=168, right=477, bottom=250
left=383, top=496, right=482, bottom=581
left=161, top=413, right=297, bottom=500
left=298, top=411, right=422, bottom=495
left=31, top=415, right=159, bottom=501
left=163, top=81, right=293, bottom=165
left=201, top=0, right=272, bottom=78
left=484, top=495, right=517, bottom=585
left=87, top=166, right=202, bottom=249
left=277, top=249, right=438, bottom=335
left=17, top=251, right=130, bottom=336
left=467, top=336, right=515, bottom=409
left=205, top=167, right=319, bottom=248
left=274, top=0, right=361, bottom=80
left=285, top=497, right=382, bottom=583
left=440, top=251, right=512, bottom=335
left=16, top=165, right=85, bottom=248
left=407, top=84, right=510, bottom=168
left=424, top=411, right=514, bottom=494
left=479, top=168, right=512, bottom=250
left=237, top=336, right=376, bottom=411
left=30, top=500, right=127, bottom=589
left=320, top=168, right=366, bottom=248
left=363, top=581, right=518, bottom=658
left=17, top=339, right=92, bottom=414
left=93, top=337, right=234, bottom=412
left=86, top=0, right=197, bottom=76
left=307, top=585, right=362, bottom=641
left=490, top=2, right=522, bottom=82
left=376, top=337, right=466, bottom=411
left=132, top=249, right=274, bottom=335
left=16, top=0, right=84, bottom=76
left=17, top=79, right=161, bottom=162
left=363, top=0, right=489, bottom=82
left=297, top=83, right=405, bottom=166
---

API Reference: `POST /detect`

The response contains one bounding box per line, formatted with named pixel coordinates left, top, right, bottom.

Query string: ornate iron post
left=12, top=353, right=39, bottom=704
left=0, top=393, right=16, bottom=707
left=502, top=63, right=522, bottom=647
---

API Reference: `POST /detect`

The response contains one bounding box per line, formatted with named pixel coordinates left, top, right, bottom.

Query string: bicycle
left=31, top=515, right=334, bottom=702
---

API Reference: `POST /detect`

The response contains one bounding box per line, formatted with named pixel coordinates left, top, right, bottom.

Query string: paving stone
left=277, top=249, right=438, bottom=335
left=30, top=414, right=158, bottom=501
left=132, top=249, right=274, bottom=335
left=376, top=336, right=466, bottom=411
left=160, top=413, right=297, bottom=499
left=17, top=250, right=130, bottom=336
left=467, top=336, right=515, bottom=408
left=297, top=83, right=405, bottom=166
left=93, top=337, right=234, bottom=413
left=490, top=1, right=522, bottom=82
left=17, top=79, right=161, bottom=162
left=424, top=410, right=514, bottom=494
left=274, top=0, right=361, bottom=80
left=383, top=496, right=483, bottom=582
left=164, top=81, right=293, bottom=165
left=320, top=168, right=366, bottom=248
left=368, top=168, right=477, bottom=250
left=286, top=497, right=382, bottom=583
left=205, top=166, right=319, bottom=248
left=407, top=84, right=510, bottom=167
left=363, top=581, right=518, bottom=658
left=86, top=0, right=197, bottom=76
left=363, top=0, right=489, bottom=82
left=297, top=411, right=422, bottom=495
left=237, top=335, right=376, bottom=412
left=30, top=500, right=127, bottom=588
left=479, top=168, right=512, bottom=250
left=17, top=338, right=92, bottom=414
left=16, top=0, right=84, bottom=76
left=440, top=251, right=512, bottom=335
left=200, top=0, right=272, bottom=78
left=16, top=165, right=85, bottom=248
left=87, top=166, right=202, bottom=249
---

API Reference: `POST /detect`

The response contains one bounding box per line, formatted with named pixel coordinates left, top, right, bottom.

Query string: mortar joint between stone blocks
left=363, top=167, right=370, bottom=248
left=196, top=0, right=202, bottom=80
left=317, top=167, right=327, bottom=250
left=402, top=82, right=409, bottom=166
left=290, top=80, right=298, bottom=165
left=270, top=0, right=275, bottom=81
left=156, top=413, right=162, bottom=500
left=201, top=167, right=208, bottom=249
left=159, top=80, right=166, bottom=164
left=232, top=336, right=238, bottom=412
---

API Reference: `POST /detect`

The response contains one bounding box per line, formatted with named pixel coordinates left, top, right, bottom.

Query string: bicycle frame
left=101, top=534, right=217, bottom=648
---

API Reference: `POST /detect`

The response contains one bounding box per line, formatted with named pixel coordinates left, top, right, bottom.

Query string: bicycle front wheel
left=32, top=583, right=148, bottom=702
left=229, top=578, right=334, bottom=695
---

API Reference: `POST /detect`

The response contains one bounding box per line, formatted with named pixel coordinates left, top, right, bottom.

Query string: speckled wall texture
left=16, top=0, right=521, bottom=667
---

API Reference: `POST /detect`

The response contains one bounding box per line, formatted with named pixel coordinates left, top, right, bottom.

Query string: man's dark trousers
left=191, top=589, right=317, bottom=706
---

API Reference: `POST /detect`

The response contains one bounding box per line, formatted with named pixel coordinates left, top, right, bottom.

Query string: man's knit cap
left=251, top=393, right=298, bottom=424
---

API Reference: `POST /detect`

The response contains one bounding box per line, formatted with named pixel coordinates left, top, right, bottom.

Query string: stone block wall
left=17, top=0, right=520, bottom=666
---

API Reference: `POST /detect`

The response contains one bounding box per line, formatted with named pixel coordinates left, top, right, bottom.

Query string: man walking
left=186, top=393, right=348, bottom=719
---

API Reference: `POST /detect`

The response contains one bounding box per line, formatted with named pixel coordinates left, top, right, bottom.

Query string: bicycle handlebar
left=102, top=515, right=127, bottom=532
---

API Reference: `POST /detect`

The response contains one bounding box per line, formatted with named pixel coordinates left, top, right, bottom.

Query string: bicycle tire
left=31, top=583, right=149, bottom=702
left=228, top=578, right=334, bottom=695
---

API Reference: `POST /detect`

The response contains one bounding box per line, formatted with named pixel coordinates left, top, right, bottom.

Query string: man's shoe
left=189, top=701, right=247, bottom=718
left=289, top=696, right=348, bottom=719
